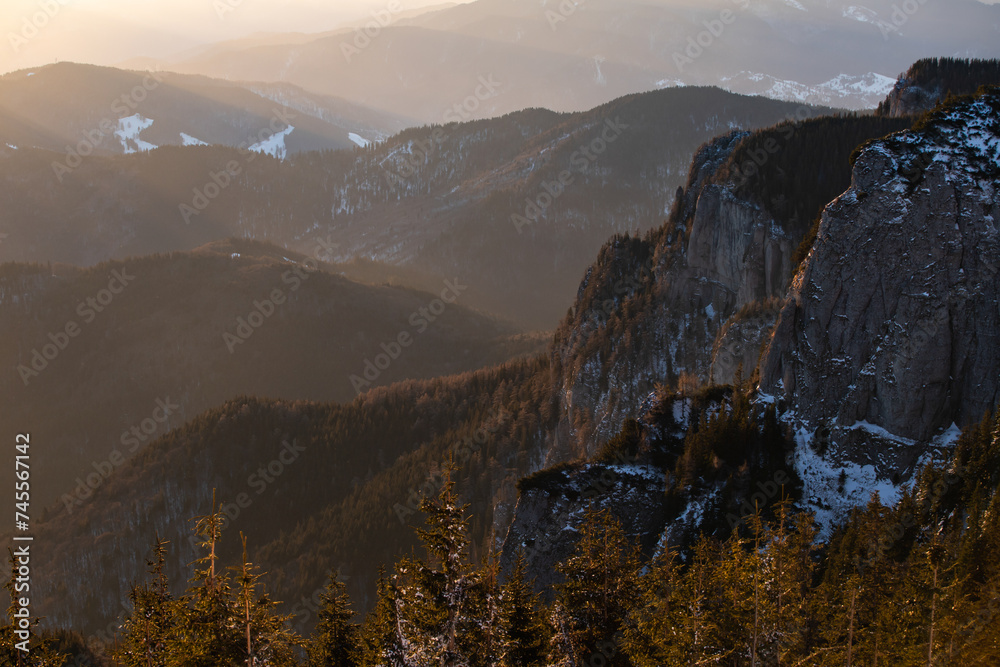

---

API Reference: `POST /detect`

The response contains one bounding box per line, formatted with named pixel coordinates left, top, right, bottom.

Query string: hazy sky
left=0, top=0, right=474, bottom=74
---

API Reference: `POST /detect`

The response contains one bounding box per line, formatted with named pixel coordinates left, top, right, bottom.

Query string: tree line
left=5, top=404, right=1000, bottom=666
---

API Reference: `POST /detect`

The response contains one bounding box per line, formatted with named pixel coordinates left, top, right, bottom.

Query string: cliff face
left=547, top=131, right=803, bottom=460
left=498, top=463, right=668, bottom=594
left=762, top=91, right=1000, bottom=442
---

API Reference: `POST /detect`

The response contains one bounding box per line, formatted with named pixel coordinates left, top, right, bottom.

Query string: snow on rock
left=249, top=125, right=294, bottom=159
left=115, top=114, right=157, bottom=154
left=791, top=424, right=902, bottom=540
left=180, top=132, right=208, bottom=146
left=348, top=132, right=369, bottom=148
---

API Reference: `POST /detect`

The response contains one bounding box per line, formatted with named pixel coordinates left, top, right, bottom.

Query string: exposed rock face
left=763, top=91, right=1000, bottom=442
left=499, top=463, right=667, bottom=593
left=548, top=131, right=798, bottom=459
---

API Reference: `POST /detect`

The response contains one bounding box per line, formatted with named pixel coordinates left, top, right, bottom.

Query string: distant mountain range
left=2, top=55, right=998, bottom=651
left=127, top=0, right=1000, bottom=118
left=0, top=73, right=827, bottom=328
left=0, top=63, right=411, bottom=157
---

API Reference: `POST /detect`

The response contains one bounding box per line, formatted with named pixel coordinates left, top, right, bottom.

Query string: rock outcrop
left=763, top=90, right=1000, bottom=442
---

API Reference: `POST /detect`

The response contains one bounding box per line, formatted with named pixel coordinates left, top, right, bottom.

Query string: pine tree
left=308, top=571, right=358, bottom=667
left=232, top=534, right=299, bottom=667
left=547, top=506, right=639, bottom=667
left=117, top=535, right=176, bottom=667
left=1, top=549, right=64, bottom=667
left=166, top=497, right=243, bottom=667
left=356, top=569, right=406, bottom=667
left=758, top=501, right=817, bottom=665
left=497, top=552, right=548, bottom=667
left=622, top=543, right=687, bottom=666
left=394, top=469, right=482, bottom=666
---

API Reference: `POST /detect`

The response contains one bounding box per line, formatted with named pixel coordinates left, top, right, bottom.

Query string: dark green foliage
left=548, top=507, right=641, bottom=667
left=116, top=536, right=175, bottom=667
left=516, top=462, right=579, bottom=494
left=594, top=418, right=642, bottom=465
left=34, top=403, right=1000, bottom=666
left=306, top=574, right=357, bottom=667
left=792, top=215, right=821, bottom=269
left=497, top=553, right=549, bottom=667
left=1, top=550, right=65, bottom=666
left=714, top=114, right=912, bottom=239
left=878, top=57, right=1000, bottom=116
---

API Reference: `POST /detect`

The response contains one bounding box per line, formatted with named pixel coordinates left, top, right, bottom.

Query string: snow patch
left=249, top=125, right=294, bottom=160
left=348, top=132, right=369, bottom=148
left=792, top=424, right=904, bottom=540
left=180, top=132, right=208, bottom=146
left=115, top=114, right=157, bottom=154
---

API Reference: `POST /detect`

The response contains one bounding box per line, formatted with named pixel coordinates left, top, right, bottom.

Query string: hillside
left=0, top=86, right=828, bottom=329
left=0, top=240, right=544, bottom=508
left=545, top=112, right=912, bottom=459
left=0, top=63, right=409, bottom=156
left=16, top=357, right=557, bottom=635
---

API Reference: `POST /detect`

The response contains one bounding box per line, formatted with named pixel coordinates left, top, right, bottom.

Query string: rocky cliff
left=762, top=89, right=1000, bottom=444
left=547, top=115, right=909, bottom=460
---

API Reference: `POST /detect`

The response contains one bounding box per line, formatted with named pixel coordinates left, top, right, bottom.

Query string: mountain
left=0, top=240, right=544, bottom=509
left=0, top=85, right=827, bottom=329
left=161, top=0, right=1000, bottom=118
left=545, top=112, right=912, bottom=460
left=11, top=63, right=1000, bottom=646
left=0, top=63, right=409, bottom=157
left=878, top=57, right=1000, bottom=116
left=761, top=88, right=1000, bottom=443
left=720, top=71, right=897, bottom=109
left=15, top=357, right=558, bottom=636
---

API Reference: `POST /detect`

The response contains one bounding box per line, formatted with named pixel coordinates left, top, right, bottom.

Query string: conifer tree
left=497, top=552, right=548, bottom=667
left=117, top=535, right=176, bottom=667
left=758, top=501, right=817, bottom=665
left=356, top=569, right=406, bottom=667
left=547, top=506, right=639, bottom=667
left=622, top=544, right=687, bottom=666
left=394, top=468, right=482, bottom=666
left=166, top=497, right=243, bottom=667
left=308, top=571, right=358, bottom=667
left=232, top=534, right=299, bottom=667
left=1, top=549, right=64, bottom=667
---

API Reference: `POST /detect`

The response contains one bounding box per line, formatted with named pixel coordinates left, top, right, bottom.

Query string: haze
left=0, top=0, right=475, bottom=74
